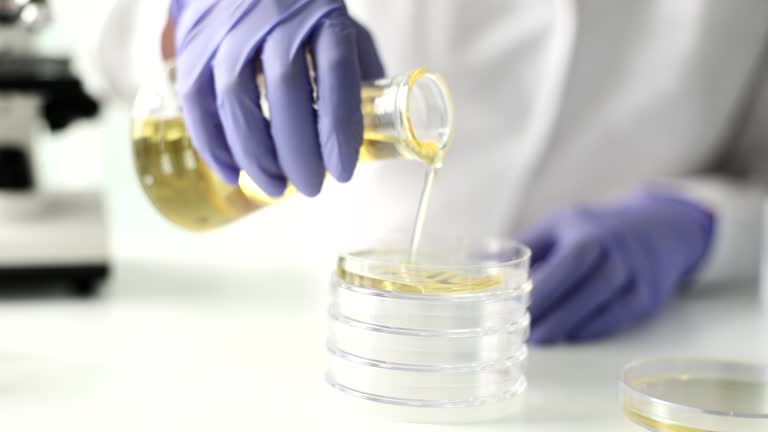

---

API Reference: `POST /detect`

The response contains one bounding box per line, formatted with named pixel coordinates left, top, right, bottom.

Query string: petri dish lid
left=620, top=358, right=768, bottom=431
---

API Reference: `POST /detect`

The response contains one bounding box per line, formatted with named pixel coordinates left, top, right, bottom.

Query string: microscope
left=0, top=0, right=107, bottom=296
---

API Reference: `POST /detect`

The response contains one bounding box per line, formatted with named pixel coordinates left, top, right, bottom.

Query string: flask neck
left=362, top=68, right=453, bottom=167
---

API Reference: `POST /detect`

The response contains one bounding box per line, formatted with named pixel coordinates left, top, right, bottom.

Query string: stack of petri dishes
left=326, top=241, right=532, bottom=423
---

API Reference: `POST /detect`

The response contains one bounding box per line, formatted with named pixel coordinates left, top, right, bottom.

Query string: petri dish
left=328, top=310, right=529, bottom=365
left=327, top=345, right=528, bottom=403
left=621, top=358, right=768, bottom=431
left=331, top=274, right=531, bottom=331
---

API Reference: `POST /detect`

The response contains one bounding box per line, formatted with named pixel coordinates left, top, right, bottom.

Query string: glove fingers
left=528, top=234, right=603, bottom=322
left=261, top=29, right=325, bottom=197
left=352, top=20, right=385, bottom=80
left=571, top=269, right=675, bottom=341
left=176, top=69, right=240, bottom=185
left=310, top=11, right=364, bottom=183
left=569, top=293, right=638, bottom=340
left=518, top=225, right=556, bottom=267
left=594, top=210, right=673, bottom=318
left=213, top=22, right=286, bottom=197
left=530, top=250, right=629, bottom=344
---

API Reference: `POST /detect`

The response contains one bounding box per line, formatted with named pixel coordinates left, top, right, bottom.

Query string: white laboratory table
left=1, top=257, right=766, bottom=432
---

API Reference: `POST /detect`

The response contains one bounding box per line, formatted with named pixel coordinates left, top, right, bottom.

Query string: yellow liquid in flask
left=131, top=68, right=452, bottom=232
left=132, top=116, right=441, bottom=231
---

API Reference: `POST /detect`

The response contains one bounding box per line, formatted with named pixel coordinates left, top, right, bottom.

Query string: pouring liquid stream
left=408, top=165, right=439, bottom=263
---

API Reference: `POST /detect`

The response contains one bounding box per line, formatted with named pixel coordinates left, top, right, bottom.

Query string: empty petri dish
left=621, top=358, right=768, bottom=431
left=327, top=344, right=528, bottom=403
left=328, top=310, right=530, bottom=365
left=330, top=275, right=531, bottom=331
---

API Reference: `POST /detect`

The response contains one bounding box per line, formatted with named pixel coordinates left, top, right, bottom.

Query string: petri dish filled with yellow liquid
left=621, top=358, right=768, bottom=432
left=326, top=240, right=532, bottom=423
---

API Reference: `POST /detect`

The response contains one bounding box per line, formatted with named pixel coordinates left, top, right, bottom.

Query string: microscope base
left=0, top=191, right=109, bottom=297
left=0, top=265, right=108, bottom=296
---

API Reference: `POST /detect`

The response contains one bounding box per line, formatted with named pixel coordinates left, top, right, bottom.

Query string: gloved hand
left=520, top=189, right=714, bottom=344
left=170, top=0, right=385, bottom=196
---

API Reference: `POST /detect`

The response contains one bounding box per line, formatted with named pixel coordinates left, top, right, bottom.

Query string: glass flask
left=131, top=64, right=453, bottom=231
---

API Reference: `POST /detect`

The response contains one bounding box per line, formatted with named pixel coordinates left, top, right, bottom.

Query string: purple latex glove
left=170, top=0, right=385, bottom=196
left=520, top=189, right=714, bottom=344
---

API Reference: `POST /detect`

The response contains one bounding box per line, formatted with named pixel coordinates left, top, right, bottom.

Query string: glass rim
left=335, top=276, right=533, bottom=301
left=402, top=68, right=454, bottom=153
left=620, top=357, right=768, bottom=420
left=337, top=239, right=531, bottom=271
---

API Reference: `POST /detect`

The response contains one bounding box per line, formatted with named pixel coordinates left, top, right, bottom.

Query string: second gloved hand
left=171, top=0, right=385, bottom=196
left=520, top=189, right=714, bottom=344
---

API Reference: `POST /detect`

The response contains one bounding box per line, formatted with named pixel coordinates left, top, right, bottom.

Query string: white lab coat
left=80, top=0, right=768, bottom=285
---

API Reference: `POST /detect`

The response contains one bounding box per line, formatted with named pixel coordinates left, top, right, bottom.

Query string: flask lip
left=397, top=68, right=454, bottom=166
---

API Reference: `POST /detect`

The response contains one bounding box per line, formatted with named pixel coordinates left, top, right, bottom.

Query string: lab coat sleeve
left=51, top=0, right=170, bottom=105
left=671, top=50, right=768, bottom=287
left=673, top=176, right=764, bottom=287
